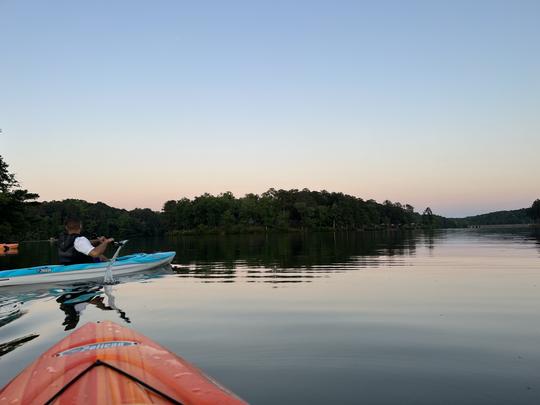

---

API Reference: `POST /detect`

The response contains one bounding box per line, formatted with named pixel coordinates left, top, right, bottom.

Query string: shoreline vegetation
left=1, top=155, right=539, bottom=241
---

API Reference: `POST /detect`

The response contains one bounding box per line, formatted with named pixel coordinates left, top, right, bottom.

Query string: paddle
left=103, top=240, right=128, bottom=285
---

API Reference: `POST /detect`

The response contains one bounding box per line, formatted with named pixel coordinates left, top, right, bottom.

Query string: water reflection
left=0, top=264, right=174, bottom=333
left=0, top=229, right=534, bottom=300
left=0, top=283, right=132, bottom=333
left=1, top=229, right=540, bottom=404
left=157, top=231, right=421, bottom=268
left=0, top=250, right=18, bottom=257
left=0, top=231, right=430, bottom=270
left=0, top=334, right=39, bottom=358
left=529, top=229, right=540, bottom=252
left=0, top=300, right=23, bottom=327
left=1, top=229, right=534, bottom=325
left=140, top=231, right=434, bottom=283
left=56, top=284, right=131, bottom=330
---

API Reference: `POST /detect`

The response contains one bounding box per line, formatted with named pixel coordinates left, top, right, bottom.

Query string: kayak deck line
left=45, top=359, right=184, bottom=405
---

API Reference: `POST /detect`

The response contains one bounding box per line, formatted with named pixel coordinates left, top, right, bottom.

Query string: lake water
left=1, top=229, right=540, bottom=404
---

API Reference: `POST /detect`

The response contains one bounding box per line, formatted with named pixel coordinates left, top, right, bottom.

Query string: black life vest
left=58, top=233, right=95, bottom=265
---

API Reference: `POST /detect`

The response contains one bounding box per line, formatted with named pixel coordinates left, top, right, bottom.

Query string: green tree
left=528, top=199, right=540, bottom=223
left=422, top=207, right=434, bottom=228
left=0, top=155, right=39, bottom=240
left=162, top=200, right=177, bottom=230
left=0, top=157, right=18, bottom=193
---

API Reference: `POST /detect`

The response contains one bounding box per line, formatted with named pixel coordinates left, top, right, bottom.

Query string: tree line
left=162, top=190, right=447, bottom=234
left=1, top=155, right=539, bottom=241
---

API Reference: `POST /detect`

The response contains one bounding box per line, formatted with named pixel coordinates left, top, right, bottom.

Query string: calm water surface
left=1, top=229, right=540, bottom=404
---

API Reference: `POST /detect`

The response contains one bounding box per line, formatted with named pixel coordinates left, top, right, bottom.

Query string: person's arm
left=74, top=236, right=114, bottom=261
left=90, top=236, right=107, bottom=247
left=88, top=238, right=114, bottom=258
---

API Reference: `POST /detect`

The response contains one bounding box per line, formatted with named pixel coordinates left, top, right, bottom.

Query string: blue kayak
left=0, top=252, right=176, bottom=287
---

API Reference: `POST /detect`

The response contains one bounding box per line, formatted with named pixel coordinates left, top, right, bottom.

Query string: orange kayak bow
left=0, top=321, right=247, bottom=404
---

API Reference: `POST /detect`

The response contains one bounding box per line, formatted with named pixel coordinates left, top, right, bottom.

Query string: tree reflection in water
left=56, top=284, right=130, bottom=330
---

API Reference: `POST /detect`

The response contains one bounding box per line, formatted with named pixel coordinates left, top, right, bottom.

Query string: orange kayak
left=0, top=321, right=247, bottom=404
left=0, top=249, right=18, bottom=256
left=1, top=243, right=18, bottom=252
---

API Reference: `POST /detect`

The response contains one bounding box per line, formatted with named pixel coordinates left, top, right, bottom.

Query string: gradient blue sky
left=1, top=0, right=539, bottom=217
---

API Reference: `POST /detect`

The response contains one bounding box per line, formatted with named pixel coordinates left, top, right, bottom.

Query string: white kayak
left=0, top=252, right=176, bottom=287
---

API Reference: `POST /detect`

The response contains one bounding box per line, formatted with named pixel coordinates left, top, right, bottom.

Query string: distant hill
left=451, top=208, right=531, bottom=227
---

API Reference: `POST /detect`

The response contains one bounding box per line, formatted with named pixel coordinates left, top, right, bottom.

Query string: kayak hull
left=0, top=252, right=176, bottom=287
left=0, top=321, right=246, bottom=404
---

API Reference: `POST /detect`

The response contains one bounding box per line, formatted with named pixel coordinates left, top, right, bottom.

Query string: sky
left=0, top=0, right=539, bottom=217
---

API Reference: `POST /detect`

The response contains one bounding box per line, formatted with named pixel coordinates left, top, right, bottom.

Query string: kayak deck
left=0, top=321, right=246, bottom=404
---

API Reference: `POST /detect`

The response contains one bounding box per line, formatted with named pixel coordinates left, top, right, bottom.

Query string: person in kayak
left=58, top=218, right=114, bottom=265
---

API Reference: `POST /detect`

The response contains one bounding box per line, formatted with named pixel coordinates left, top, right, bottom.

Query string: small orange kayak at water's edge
left=0, top=249, right=18, bottom=257
left=0, top=321, right=247, bottom=404
left=1, top=243, right=18, bottom=252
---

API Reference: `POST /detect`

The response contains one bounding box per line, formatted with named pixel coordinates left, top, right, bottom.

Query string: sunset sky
left=1, top=0, right=539, bottom=217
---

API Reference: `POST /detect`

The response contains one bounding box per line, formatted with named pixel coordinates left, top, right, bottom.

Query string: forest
left=1, top=155, right=538, bottom=241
